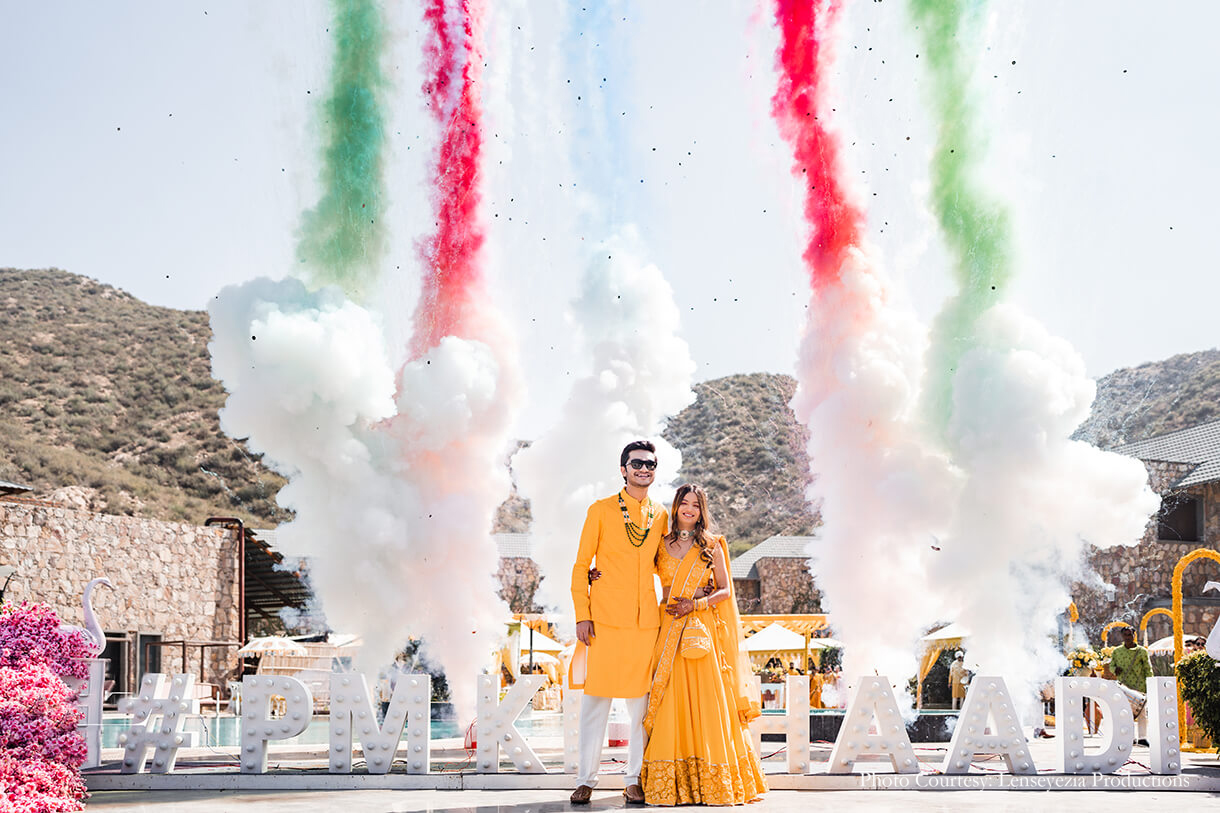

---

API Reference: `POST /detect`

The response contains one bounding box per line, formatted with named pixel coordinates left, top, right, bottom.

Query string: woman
left=639, top=484, right=767, bottom=806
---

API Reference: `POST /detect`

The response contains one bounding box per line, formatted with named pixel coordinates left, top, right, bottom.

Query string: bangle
left=695, top=597, right=709, bottom=611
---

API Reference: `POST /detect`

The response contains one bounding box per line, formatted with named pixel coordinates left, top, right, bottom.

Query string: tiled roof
left=1113, top=419, right=1220, bottom=488
left=495, top=533, right=534, bottom=559
left=730, top=535, right=816, bottom=580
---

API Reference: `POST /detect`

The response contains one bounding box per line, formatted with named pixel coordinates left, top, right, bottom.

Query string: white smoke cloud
left=209, top=278, right=514, bottom=722
left=793, top=249, right=960, bottom=695
left=929, top=304, right=1158, bottom=720
left=514, top=229, right=696, bottom=620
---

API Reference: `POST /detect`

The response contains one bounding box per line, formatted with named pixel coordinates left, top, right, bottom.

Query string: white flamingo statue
left=60, top=577, right=113, bottom=769
left=60, top=577, right=112, bottom=656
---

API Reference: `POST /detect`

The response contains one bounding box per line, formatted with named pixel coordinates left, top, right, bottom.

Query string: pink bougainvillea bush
left=0, top=603, right=89, bottom=813
left=0, top=603, right=91, bottom=680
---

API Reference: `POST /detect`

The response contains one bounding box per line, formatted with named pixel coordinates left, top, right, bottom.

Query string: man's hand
left=576, top=620, right=595, bottom=645
left=1113, top=665, right=1122, bottom=675
left=588, top=568, right=601, bottom=584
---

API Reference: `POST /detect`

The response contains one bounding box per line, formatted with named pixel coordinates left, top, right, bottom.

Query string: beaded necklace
left=618, top=491, right=657, bottom=547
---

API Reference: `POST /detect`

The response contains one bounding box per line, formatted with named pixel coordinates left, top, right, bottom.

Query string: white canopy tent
left=744, top=622, right=807, bottom=653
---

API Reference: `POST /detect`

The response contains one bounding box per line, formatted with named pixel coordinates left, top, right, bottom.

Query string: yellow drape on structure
left=917, top=644, right=945, bottom=686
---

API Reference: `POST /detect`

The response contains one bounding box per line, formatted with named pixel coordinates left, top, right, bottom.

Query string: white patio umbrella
left=1146, top=634, right=1205, bottom=655
left=517, top=629, right=564, bottom=654
left=236, top=636, right=307, bottom=656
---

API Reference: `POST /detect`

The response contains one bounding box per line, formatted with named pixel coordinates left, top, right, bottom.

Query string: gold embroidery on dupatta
left=642, top=547, right=710, bottom=734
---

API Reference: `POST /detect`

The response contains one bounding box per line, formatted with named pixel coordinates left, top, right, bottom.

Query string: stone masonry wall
left=733, top=578, right=762, bottom=614
left=756, top=558, right=822, bottom=614
left=0, top=502, right=240, bottom=691
left=497, top=556, right=542, bottom=613
left=1075, top=463, right=1220, bottom=643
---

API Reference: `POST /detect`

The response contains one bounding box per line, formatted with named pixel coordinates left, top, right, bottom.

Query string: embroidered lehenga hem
left=641, top=753, right=767, bottom=807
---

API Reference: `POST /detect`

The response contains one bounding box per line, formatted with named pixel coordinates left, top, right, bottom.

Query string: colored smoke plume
left=929, top=305, right=1158, bottom=713
left=908, top=1, right=1157, bottom=717
left=295, top=0, right=388, bottom=303
left=772, top=0, right=956, bottom=690
left=515, top=231, right=695, bottom=617
left=909, top=0, right=1014, bottom=436
left=209, top=0, right=519, bottom=722
left=771, top=0, right=1156, bottom=715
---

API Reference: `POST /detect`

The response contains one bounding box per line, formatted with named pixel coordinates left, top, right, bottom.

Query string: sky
left=2, top=1, right=1217, bottom=439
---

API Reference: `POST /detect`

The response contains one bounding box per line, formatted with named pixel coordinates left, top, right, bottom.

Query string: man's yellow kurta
left=571, top=490, right=667, bottom=698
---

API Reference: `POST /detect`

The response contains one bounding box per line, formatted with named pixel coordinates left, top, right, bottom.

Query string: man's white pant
left=578, top=694, right=648, bottom=787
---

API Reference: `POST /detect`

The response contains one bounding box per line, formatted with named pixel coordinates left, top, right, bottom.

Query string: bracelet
left=695, top=597, right=709, bottom=611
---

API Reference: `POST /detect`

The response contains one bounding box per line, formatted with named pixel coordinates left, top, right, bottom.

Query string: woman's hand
left=666, top=597, right=695, bottom=618
left=588, top=568, right=601, bottom=584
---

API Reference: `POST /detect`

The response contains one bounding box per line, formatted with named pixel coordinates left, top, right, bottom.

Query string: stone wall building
left=0, top=499, right=307, bottom=704
left=730, top=536, right=820, bottom=614
left=1076, top=420, right=1220, bottom=643
left=495, top=533, right=542, bottom=613
left=0, top=500, right=242, bottom=699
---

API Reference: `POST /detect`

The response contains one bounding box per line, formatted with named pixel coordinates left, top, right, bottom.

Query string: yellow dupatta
left=643, top=536, right=760, bottom=733
left=709, top=536, right=761, bottom=727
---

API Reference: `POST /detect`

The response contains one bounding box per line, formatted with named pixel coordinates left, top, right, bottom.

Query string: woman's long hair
left=665, top=483, right=717, bottom=567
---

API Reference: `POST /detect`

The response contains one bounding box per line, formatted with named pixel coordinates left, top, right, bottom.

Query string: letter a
left=827, top=676, right=918, bottom=774
left=941, top=676, right=1036, bottom=775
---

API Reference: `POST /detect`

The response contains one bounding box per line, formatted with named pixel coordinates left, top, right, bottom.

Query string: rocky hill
left=0, top=268, right=289, bottom=525
left=1072, top=348, right=1220, bottom=448
left=2, top=268, right=1217, bottom=553
left=663, top=374, right=817, bottom=555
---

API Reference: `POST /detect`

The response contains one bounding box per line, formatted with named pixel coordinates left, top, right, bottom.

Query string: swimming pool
left=99, top=708, right=564, bottom=749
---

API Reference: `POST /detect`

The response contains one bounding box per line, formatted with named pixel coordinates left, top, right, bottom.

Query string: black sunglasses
left=627, top=459, right=657, bottom=471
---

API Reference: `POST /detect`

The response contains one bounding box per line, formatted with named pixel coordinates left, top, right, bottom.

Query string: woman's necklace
left=669, top=528, right=694, bottom=555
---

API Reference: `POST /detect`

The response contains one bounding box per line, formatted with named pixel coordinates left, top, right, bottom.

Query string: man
left=1110, top=626, right=1154, bottom=746
left=569, top=440, right=667, bottom=806
left=948, top=652, right=968, bottom=710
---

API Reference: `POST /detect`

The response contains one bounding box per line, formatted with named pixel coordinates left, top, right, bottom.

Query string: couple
left=568, top=440, right=767, bottom=806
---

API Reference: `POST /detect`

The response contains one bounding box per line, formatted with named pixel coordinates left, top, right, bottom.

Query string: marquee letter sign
left=328, top=673, right=432, bottom=774
left=118, top=673, right=199, bottom=774
left=476, top=674, right=547, bottom=773
left=114, top=671, right=1188, bottom=778
left=941, top=676, right=1035, bottom=775
left=749, top=675, right=811, bottom=774
left=827, top=677, right=919, bottom=774
left=240, top=675, right=314, bottom=773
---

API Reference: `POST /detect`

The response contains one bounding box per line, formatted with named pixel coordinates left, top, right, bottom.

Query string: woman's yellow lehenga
left=641, top=538, right=767, bottom=805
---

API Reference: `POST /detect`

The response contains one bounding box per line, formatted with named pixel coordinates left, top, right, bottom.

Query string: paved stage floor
left=83, top=732, right=1220, bottom=810
left=85, top=788, right=1220, bottom=812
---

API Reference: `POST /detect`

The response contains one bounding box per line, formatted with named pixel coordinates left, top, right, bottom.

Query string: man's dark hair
left=620, top=440, right=657, bottom=468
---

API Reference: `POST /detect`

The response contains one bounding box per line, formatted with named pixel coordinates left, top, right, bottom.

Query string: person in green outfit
left=1110, top=627, right=1153, bottom=745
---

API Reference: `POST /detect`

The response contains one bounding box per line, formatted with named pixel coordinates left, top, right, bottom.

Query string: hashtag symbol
left=118, top=673, right=199, bottom=773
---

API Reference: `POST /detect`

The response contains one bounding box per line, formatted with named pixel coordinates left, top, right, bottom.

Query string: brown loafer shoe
left=624, top=783, right=646, bottom=805
left=570, top=785, right=594, bottom=805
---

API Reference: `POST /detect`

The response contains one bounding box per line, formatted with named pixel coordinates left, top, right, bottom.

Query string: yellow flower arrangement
left=1066, top=646, right=1100, bottom=673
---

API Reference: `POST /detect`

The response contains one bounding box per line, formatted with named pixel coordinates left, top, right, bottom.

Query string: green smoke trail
left=910, top=0, right=1013, bottom=435
left=295, top=0, right=387, bottom=302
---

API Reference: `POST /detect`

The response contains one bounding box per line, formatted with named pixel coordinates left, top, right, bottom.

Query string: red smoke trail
left=771, top=0, right=864, bottom=287
left=412, top=0, right=488, bottom=356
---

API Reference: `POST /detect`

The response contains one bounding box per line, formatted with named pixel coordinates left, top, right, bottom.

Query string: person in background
left=1110, top=626, right=1154, bottom=746
left=948, top=652, right=968, bottom=710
